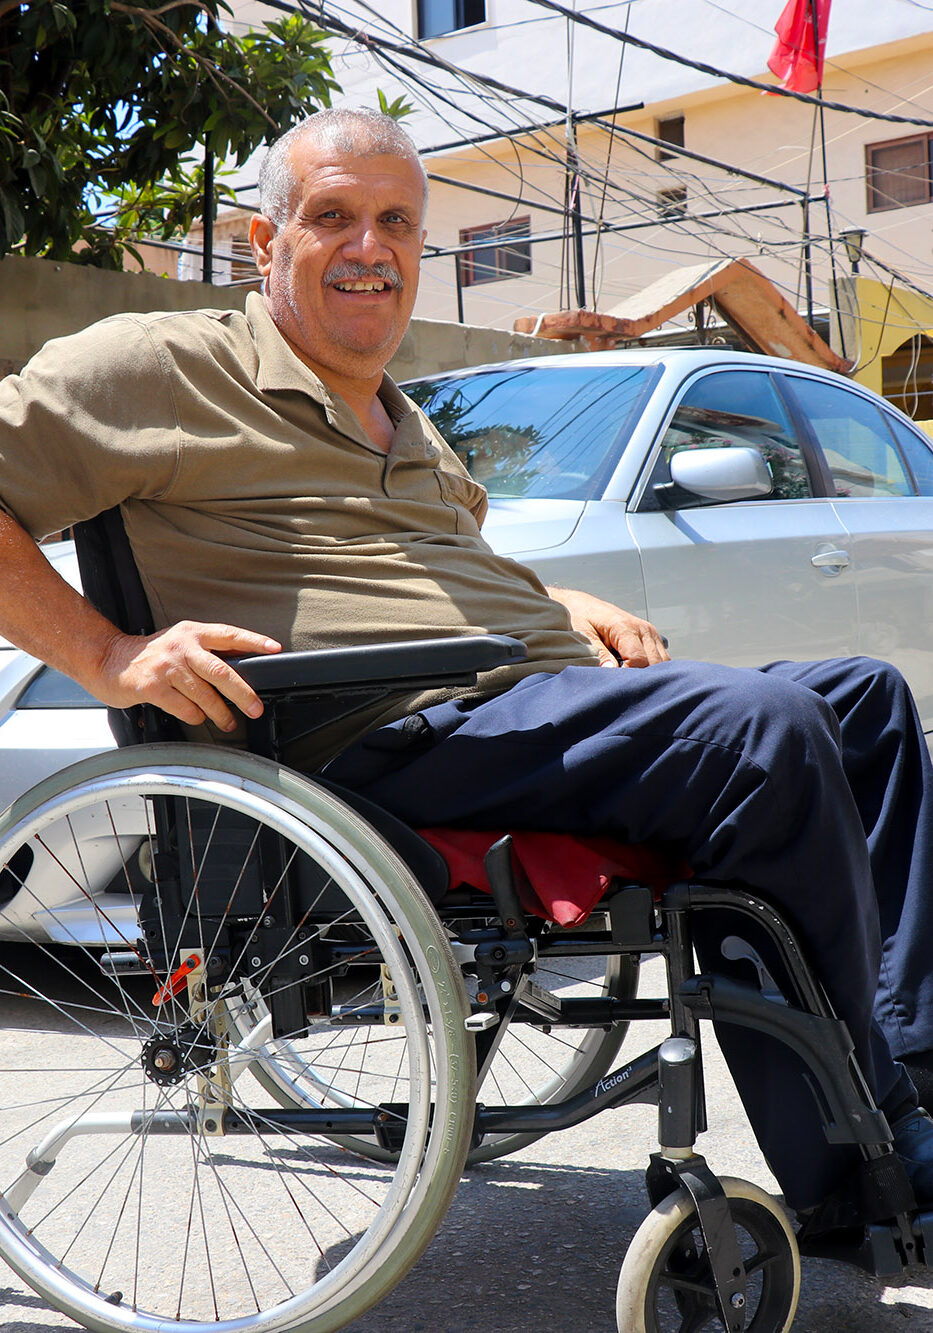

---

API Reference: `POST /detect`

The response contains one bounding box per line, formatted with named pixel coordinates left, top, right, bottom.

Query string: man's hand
left=92, top=622, right=282, bottom=732
left=547, top=587, right=669, bottom=668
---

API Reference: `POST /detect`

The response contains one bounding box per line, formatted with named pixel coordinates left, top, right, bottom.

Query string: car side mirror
left=664, top=446, right=773, bottom=504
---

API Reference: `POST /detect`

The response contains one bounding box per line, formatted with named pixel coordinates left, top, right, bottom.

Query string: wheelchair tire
left=616, top=1176, right=800, bottom=1332
left=0, top=745, right=475, bottom=1333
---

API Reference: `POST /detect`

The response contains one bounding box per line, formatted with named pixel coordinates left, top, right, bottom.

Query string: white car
left=2, top=345, right=933, bottom=939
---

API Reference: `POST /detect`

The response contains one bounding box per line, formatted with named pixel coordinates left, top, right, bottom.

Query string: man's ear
left=249, top=214, right=276, bottom=277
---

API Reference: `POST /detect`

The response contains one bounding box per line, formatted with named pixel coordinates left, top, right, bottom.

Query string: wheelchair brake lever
left=721, top=935, right=787, bottom=1005
left=483, top=835, right=528, bottom=937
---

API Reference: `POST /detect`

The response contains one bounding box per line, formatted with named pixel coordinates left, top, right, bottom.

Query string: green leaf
left=377, top=89, right=416, bottom=120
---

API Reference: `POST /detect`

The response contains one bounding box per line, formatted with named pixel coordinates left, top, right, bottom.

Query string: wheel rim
left=637, top=1192, right=798, bottom=1332
left=0, top=749, right=474, bottom=1333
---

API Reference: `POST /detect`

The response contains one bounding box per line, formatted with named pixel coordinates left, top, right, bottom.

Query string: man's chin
left=333, top=324, right=407, bottom=368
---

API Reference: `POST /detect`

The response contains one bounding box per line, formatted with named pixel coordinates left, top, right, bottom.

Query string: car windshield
left=404, top=363, right=657, bottom=499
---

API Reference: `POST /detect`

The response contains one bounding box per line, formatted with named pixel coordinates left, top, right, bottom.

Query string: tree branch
left=110, top=1, right=279, bottom=130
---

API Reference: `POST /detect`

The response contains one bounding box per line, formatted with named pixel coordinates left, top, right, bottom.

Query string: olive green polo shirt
left=0, top=292, right=598, bottom=762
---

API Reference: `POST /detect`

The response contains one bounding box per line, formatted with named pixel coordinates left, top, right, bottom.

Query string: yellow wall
left=849, top=276, right=933, bottom=395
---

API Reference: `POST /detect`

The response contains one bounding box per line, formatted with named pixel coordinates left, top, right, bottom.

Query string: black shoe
left=892, top=1107, right=933, bottom=1206
left=901, top=1051, right=933, bottom=1114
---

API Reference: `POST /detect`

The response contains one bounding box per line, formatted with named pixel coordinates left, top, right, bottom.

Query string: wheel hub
left=141, top=1026, right=216, bottom=1086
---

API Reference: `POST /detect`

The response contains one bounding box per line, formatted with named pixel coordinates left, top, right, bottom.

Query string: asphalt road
left=2, top=958, right=933, bottom=1333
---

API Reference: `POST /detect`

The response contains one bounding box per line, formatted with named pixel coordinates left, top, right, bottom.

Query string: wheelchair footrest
left=797, top=1210, right=933, bottom=1275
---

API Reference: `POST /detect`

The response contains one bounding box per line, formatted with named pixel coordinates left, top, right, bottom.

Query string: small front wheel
left=616, top=1176, right=800, bottom=1333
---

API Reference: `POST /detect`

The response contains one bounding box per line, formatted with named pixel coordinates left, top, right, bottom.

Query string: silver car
left=1, top=345, right=932, bottom=940
left=408, top=346, right=933, bottom=738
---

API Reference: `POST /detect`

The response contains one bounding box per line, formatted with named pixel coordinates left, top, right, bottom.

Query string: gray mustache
left=323, top=262, right=403, bottom=290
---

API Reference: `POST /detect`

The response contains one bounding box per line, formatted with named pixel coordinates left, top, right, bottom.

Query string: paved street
left=2, top=958, right=933, bottom=1332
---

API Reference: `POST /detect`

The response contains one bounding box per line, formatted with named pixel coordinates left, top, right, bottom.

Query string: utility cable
left=525, top=0, right=933, bottom=129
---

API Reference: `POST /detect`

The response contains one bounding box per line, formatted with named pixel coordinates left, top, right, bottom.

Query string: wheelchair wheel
left=0, top=745, right=474, bottom=1333
left=616, top=1177, right=800, bottom=1332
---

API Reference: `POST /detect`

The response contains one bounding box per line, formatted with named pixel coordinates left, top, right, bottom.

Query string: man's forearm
left=0, top=509, right=120, bottom=689
left=0, top=510, right=281, bottom=729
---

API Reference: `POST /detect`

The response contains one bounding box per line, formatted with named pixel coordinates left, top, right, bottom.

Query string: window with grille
left=458, top=218, right=532, bottom=286
left=866, top=135, right=933, bottom=212
left=657, top=187, right=687, bottom=219
left=417, top=0, right=485, bottom=38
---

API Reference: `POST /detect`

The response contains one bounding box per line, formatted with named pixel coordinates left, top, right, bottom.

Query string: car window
left=886, top=415, right=933, bottom=495
left=16, top=666, right=99, bottom=709
left=404, top=364, right=657, bottom=500
left=788, top=377, right=913, bottom=498
left=647, top=369, right=811, bottom=507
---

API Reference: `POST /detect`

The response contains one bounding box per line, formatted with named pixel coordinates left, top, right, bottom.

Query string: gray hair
left=258, top=108, right=428, bottom=229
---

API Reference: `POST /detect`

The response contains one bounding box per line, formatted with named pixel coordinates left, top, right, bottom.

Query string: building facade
left=207, top=2, right=933, bottom=402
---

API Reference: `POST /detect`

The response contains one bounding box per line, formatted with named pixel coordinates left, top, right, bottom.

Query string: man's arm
left=0, top=511, right=280, bottom=732
left=547, top=586, right=669, bottom=668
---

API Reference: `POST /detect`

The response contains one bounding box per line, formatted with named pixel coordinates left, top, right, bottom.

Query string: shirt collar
left=248, top=290, right=330, bottom=400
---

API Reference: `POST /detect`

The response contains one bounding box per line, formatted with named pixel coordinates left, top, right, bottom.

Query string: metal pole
left=801, top=196, right=814, bottom=326
left=566, top=117, right=586, bottom=309
left=570, top=154, right=587, bottom=309
left=202, top=149, right=215, bottom=286
left=809, top=0, right=847, bottom=359
left=455, top=252, right=464, bottom=323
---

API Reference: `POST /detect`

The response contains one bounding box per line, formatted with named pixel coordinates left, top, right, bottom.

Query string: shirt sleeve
left=0, top=315, right=180, bottom=540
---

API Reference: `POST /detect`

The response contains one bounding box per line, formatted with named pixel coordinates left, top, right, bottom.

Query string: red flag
left=767, top=0, right=831, bottom=94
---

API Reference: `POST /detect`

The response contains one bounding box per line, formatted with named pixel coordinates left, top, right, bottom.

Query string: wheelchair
left=0, top=509, right=929, bottom=1333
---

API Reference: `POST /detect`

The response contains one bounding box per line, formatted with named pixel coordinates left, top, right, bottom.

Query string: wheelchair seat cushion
left=418, top=827, right=691, bottom=925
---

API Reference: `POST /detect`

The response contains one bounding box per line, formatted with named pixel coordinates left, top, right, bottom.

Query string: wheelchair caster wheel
left=616, top=1176, right=800, bottom=1332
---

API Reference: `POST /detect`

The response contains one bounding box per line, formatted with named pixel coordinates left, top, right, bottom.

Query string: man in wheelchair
left=1, top=106, right=933, bottom=1325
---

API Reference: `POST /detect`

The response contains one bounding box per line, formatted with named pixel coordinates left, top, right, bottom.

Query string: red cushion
left=417, top=828, right=690, bottom=927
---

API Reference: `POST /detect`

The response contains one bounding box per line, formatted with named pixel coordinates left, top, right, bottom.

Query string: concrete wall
left=0, top=255, right=249, bottom=378
left=0, top=254, right=567, bottom=379
left=387, top=316, right=572, bottom=380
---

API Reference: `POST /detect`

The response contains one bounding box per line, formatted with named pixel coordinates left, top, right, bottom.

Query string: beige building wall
left=415, top=32, right=933, bottom=368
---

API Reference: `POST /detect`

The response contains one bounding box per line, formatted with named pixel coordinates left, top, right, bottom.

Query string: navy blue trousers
left=324, top=656, right=933, bottom=1210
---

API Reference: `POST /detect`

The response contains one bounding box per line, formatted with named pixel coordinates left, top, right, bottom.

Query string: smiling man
left=3, top=108, right=933, bottom=1235
left=248, top=116, right=428, bottom=448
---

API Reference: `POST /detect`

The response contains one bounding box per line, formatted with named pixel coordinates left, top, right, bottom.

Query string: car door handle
left=810, top=548, right=851, bottom=571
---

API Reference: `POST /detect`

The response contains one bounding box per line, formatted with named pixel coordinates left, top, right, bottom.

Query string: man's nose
left=342, top=220, right=391, bottom=263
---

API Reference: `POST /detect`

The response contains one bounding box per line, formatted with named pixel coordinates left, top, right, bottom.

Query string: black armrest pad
left=229, top=634, right=526, bottom=694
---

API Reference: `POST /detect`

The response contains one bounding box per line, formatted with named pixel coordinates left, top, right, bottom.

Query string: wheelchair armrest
left=229, top=634, right=527, bottom=696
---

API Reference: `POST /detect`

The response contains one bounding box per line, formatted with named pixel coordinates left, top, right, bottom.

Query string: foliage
left=0, top=1, right=340, bottom=267
left=376, top=87, right=415, bottom=121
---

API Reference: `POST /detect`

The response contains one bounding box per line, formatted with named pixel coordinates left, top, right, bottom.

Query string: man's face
left=250, top=138, right=426, bottom=386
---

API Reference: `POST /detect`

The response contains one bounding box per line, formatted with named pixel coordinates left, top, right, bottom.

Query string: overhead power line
left=260, top=0, right=825, bottom=204
left=268, top=0, right=933, bottom=133
left=526, top=0, right=933, bottom=130
left=423, top=194, right=815, bottom=260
